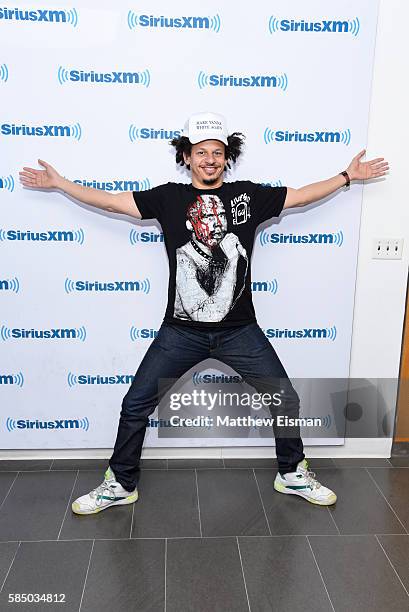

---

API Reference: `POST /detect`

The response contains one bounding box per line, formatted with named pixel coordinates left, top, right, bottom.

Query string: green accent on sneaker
left=285, top=485, right=309, bottom=490
left=98, top=495, right=126, bottom=502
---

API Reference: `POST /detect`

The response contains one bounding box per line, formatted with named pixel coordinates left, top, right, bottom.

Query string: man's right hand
left=19, top=159, right=62, bottom=190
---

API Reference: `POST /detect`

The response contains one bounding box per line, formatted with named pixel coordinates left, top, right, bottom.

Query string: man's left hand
left=346, top=149, right=389, bottom=181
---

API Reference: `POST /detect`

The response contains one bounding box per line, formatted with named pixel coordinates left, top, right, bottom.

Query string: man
left=19, top=112, right=389, bottom=513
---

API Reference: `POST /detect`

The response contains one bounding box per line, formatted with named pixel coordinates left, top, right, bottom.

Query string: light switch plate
left=372, top=238, right=404, bottom=259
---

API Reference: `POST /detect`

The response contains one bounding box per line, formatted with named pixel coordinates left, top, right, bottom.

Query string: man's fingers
left=20, top=171, right=37, bottom=178
left=354, top=149, right=366, bottom=159
left=372, top=162, right=389, bottom=170
left=22, top=167, right=39, bottom=175
left=38, top=159, right=49, bottom=169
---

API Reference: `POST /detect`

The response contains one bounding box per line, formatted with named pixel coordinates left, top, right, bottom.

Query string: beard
left=202, top=176, right=219, bottom=186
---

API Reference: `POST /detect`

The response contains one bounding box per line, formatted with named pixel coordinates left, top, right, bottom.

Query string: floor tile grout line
left=375, top=534, right=409, bottom=599
left=164, top=538, right=167, bottom=612
left=1, top=465, right=409, bottom=474
left=78, top=539, right=94, bottom=612
left=129, top=496, right=135, bottom=539
left=0, top=541, right=20, bottom=594
left=2, top=534, right=409, bottom=545
left=57, top=470, right=79, bottom=541
left=306, top=536, right=336, bottom=612
left=0, top=472, right=19, bottom=513
left=365, top=468, right=409, bottom=534
left=326, top=506, right=341, bottom=535
left=194, top=469, right=203, bottom=538
left=252, top=469, right=272, bottom=537
left=236, top=537, right=252, bottom=612
left=374, top=533, right=409, bottom=537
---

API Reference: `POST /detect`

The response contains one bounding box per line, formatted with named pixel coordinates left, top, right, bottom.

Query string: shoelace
left=301, top=468, right=321, bottom=490
left=90, top=481, right=117, bottom=506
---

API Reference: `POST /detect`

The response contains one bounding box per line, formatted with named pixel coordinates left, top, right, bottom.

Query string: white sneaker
left=71, top=467, right=139, bottom=515
left=274, top=458, right=337, bottom=506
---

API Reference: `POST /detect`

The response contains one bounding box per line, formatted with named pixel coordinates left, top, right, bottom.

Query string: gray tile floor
left=0, top=457, right=408, bottom=611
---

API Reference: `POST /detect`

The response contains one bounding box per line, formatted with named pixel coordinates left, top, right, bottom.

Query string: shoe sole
left=71, top=491, right=139, bottom=515
left=273, top=480, right=337, bottom=506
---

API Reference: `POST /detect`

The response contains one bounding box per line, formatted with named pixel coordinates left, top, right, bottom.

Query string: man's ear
left=186, top=219, right=193, bottom=231
left=183, top=151, right=191, bottom=167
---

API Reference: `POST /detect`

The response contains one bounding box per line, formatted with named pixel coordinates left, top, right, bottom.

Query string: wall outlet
left=372, top=238, right=404, bottom=260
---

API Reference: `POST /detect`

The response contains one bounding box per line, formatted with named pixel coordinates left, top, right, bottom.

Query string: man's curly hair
left=170, top=133, right=245, bottom=170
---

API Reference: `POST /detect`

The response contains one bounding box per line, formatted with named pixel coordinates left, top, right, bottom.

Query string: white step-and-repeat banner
left=1, top=0, right=379, bottom=449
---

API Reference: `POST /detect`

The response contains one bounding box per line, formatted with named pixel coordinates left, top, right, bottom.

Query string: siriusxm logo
left=130, top=327, right=158, bottom=341
left=58, top=67, right=150, bottom=87
left=259, top=231, right=344, bottom=247
left=0, top=63, right=8, bottom=82
left=0, top=175, right=15, bottom=191
left=0, top=277, right=20, bottom=293
left=192, top=372, right=242, bottom=385
left=129, top=230, right=164, bottom=245
left=65, top=278, right=150, bottom=294
left=264, top=128, right=351, bottom=145
left=127, top=12, right=221, bottom=32
left=268, top=16, right=360, bottom=37
left=74, top=178, right=150, bottom=192
left=1, top=326, right=86, bottom=341
left=0, top=372, right=24, bottom=387
left=6, top=417, right=89, bottom=432
left=1, top=122, right=82, bottom=140
left=129, top=126, right=181, bottom=142
left=67, top=373, right=134, bottom=387
left=198, top=71, right=288, bottom=90
left=0, top=228, right=84, bottom=244
left=251, top=280, right=278, bottom=294
left=263, top=326, right=337, bottom=341
left=0, top=7, right=78, bottom=26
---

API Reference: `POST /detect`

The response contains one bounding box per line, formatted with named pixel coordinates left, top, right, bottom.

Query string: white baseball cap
left=182, top=112, right=229, bottom=145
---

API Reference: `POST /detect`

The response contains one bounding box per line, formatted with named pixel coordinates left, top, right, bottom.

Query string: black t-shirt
left=133, top=181, right=286, bottom=328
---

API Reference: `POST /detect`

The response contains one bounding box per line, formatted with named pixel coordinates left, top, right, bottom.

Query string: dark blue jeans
left=109, top=322, right=305, bottom=491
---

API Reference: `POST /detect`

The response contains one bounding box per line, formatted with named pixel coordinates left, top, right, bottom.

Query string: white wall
left=302, top=0, right=409, bottom=459
left=2, top=0, right=407, bottom=460
left=341, top=0, right=409, bottom=457
left=350, top=0, right=408, bottom=380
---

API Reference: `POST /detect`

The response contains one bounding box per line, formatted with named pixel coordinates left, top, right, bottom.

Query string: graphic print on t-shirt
left=230, top=192, right=251, bottom=225
left=174, top=194, right=248, bottom=322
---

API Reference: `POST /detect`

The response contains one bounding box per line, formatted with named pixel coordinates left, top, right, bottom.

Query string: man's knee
left=120, top=391, right=156, bottom=418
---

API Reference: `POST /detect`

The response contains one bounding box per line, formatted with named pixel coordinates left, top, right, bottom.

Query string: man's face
left=184, top=140, right=226, bottom=188
left=188, top=195, right=227, bottom=249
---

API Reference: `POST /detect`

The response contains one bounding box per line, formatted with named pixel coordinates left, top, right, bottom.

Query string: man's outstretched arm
left=283, top=149, right=390, bottom=209
left=19, top=159, right=142, bottom=219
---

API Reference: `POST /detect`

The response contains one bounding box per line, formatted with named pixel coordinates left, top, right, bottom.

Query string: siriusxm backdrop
left=1, top=0, right=379, bottom=449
